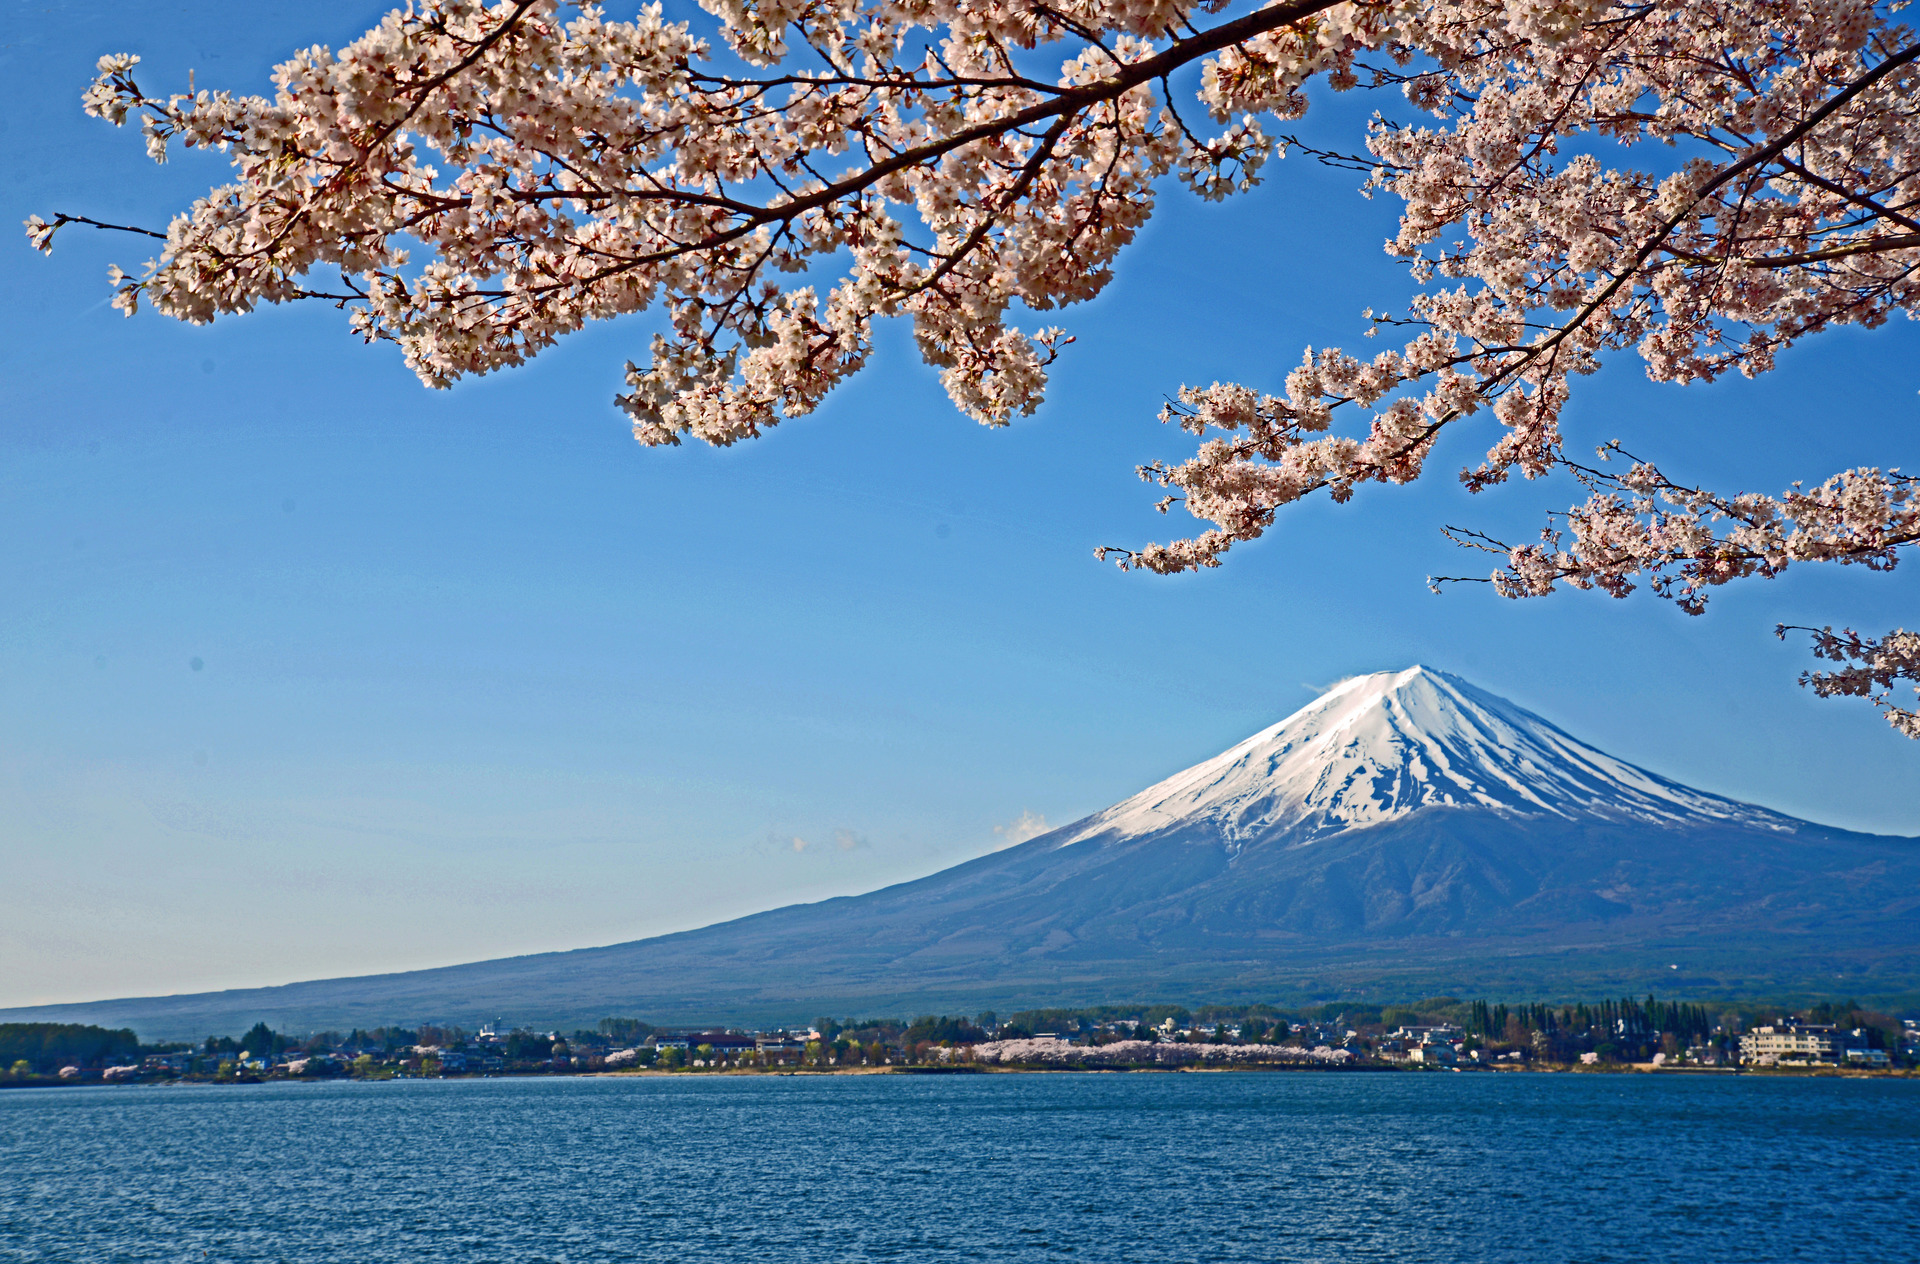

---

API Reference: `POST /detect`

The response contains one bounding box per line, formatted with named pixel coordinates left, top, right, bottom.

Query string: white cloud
left=772, top=830, right=865, bottom=856
left=993, top=810, right=1050, bottom=849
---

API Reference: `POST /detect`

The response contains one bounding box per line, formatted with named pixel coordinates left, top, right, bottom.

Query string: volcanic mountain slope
left=10, top=668, right=1918, bottom=1038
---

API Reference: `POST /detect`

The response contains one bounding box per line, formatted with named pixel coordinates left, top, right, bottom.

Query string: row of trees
left=0, top=1023, right=141, bottom=1076
left=597, top=1018, right=658, bottom=1045
left=1467, top=997, right=1718, bottom=1043
left=1456, top=995, right=1911, bottom=1064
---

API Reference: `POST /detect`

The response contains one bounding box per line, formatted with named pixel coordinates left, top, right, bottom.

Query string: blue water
left=3, top=1071, right=1915, bottom=1262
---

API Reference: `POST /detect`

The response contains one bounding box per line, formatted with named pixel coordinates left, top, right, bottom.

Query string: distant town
left=5, top=997, right=1915, bottom=1086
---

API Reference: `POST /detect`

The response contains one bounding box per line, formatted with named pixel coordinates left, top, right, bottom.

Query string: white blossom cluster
left=969, top=1038, right=1355, bottom=1065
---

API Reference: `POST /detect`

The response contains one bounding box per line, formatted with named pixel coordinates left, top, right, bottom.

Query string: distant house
left=143, top=1052, right=196, bottom=1073
left=684, top=1031, right=758, bottom=1054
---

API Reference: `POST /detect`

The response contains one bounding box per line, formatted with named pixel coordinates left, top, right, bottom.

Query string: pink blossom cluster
left=969, top=1038, right=1355, bottom=1065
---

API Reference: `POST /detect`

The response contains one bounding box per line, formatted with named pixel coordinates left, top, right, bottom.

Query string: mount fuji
left=9, top=667, right=1917, bottom=1038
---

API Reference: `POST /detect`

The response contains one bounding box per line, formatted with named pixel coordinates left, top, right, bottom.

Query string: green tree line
left=1467, top=996, right=1717, bottom=1042
left=1, top=1023, right=139, bottom=1074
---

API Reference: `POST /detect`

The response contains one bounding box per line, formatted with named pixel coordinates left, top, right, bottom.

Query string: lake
left=3, top=1071, right=1915, bottom=1261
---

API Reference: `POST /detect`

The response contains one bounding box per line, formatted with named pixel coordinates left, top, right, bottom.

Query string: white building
left=1738, top=1024, right=1869, bottom=1065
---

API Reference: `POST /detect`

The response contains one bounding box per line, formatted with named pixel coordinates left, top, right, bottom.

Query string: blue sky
left=3, top=0, right=1915, bottom=1008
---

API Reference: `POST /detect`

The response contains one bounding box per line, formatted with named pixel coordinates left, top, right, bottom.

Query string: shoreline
left=7, top=1062, right=1914, bottom=1090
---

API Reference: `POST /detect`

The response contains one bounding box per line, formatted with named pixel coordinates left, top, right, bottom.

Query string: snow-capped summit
left=1064, top=666, right=1792, bottom=847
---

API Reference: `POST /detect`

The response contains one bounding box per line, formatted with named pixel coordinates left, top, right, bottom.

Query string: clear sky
left=3, top=0, right=1915, bottom=1009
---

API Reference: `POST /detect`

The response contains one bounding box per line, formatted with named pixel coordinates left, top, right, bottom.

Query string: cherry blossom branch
left=1120, top=9, right=1920, bottom=617
left=1777, top=623, right=1920, bottom=738
left=1453, top=445, right=1918, bottom=615
left=27, top=0, right=1920, bottom=732
left=36, top=0, right=1374, bottom=437
left=23, top=213, right=166, bottom=249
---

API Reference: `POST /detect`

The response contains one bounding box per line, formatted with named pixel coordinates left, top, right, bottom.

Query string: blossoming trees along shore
left=969, top=1037, right=1356, bottom=1065
left=26, top=0, right=1920, bottom=730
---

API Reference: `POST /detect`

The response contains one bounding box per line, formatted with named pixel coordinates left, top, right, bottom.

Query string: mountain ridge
left=7, top=668, right=1915, bottom=1038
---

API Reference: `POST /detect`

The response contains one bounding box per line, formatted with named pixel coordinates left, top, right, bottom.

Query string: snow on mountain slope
left=1063, top=667, right=1796, bottom=847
